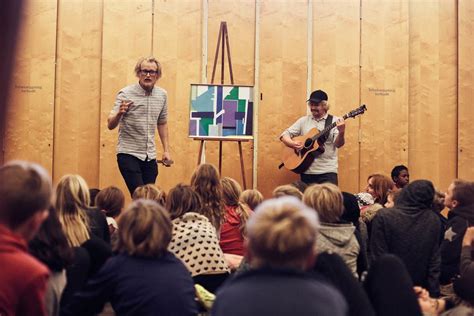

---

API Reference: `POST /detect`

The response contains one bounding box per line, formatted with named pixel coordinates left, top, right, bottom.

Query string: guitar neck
left=312, top=114, right=348, bottom=141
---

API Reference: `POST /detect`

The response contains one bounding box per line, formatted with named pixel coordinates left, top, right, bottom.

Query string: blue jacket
left=61, top=251, right=197, bottom=316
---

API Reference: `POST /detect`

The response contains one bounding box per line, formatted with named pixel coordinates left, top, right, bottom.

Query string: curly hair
left=190, top=163, right=224, bottom=231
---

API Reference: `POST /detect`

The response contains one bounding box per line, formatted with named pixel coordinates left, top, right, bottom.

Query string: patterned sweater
left=169, top=212, right=230, bottom=277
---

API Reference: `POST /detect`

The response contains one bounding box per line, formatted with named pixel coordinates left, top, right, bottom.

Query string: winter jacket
left=440, top=204, right=474, bottom=284
left=370, top=180, right=442, bottom=296
left=317, top=222, right=360, bottom=276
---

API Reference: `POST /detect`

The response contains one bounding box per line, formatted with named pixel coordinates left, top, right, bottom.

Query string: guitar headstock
left=347, top=104, right=367, bottom=119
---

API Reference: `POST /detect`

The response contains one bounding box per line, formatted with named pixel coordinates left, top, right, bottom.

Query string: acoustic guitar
left=280, top=105, right=367, bottom=174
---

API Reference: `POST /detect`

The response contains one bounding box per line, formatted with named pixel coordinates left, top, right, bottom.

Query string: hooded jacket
left=370, top=180, right=442, bottom=296
left=440, top=203, right=474, bottom=284
left=317, top=222, right=360, bottom=276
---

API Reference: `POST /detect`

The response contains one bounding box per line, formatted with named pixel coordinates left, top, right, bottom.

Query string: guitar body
left=281, top=127, right=325, bottom=174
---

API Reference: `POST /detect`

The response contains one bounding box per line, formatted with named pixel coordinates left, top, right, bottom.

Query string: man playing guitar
left=280, top=89, right=345, bottom=185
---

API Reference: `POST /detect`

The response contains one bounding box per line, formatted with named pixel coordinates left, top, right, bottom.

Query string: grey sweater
left=317, top=222, right=360, bottom=276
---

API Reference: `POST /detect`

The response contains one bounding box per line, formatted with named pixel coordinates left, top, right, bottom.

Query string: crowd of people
left=1, top=160, right=474, bottom=316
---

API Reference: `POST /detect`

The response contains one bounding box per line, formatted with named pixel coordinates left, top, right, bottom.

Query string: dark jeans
left=117, top=154, right=158, bottom=196
left=301, top=172, right=338, bottom=186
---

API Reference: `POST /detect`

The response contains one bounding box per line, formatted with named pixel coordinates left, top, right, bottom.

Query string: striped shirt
left=280, top=114, right=340, bottom=174
left=111, top=83, right=168, bottom=161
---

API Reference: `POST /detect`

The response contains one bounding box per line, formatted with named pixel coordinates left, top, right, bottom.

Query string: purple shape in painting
left=189, top=120, right=197, bottom=136
left=223, top=100, right=237, bottom=127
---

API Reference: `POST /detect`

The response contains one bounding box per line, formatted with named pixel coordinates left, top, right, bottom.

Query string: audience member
left=303, top=183, right=360, bottom=276
left=190, top=163, right=224, bottom=232
left=29, top=206, right=73, bottom=316
left=55, top=175, right=112, bottom=310
left=341, top=191, right=369, bottom=278
left=212, top=197, right=347, bottom=316
left=240, top=189, right=263, bottom=211
left=440, top=179, right=474, bottom=289
left=166, top=184, right=229, bottom=292
left=95, top=186, right=125, bottom=236
left=370, top=180, right=442, bottom=296
left=272, top=184, right=303, bottom=200
left=433, top=190, right=447, bottom=243
left=132, top=183, right=166, bottom=206
left=384, top=189, right=401, bottom=208
left=365, top=173, right=394, bottom=207
left=56, top=174, right=110, bottom=245
left=61, top=199, right=197, bottom=316
left=0, top=161, right=52, bottom=316
left=391, top=165, right=410, bottom=189
left=220, top=177, right=252, bottom=256
left=365, top=254, right=422, bottom=316
left=313, top=252, right=375, bottom=316
left=362, top=174, right=394, bottom=236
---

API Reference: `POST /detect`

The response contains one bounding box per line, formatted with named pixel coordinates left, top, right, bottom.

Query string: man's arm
left=280, top=118, right=304, bottom=150
left=280, top=134, right=303, bottom=150
left=158, top=122, right=171, bottom=161
left=107, top=100, right=132, bottom=130
left=334, top=118, right=345, bottom=148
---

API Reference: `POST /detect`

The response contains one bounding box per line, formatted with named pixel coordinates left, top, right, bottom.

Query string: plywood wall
left=312, top=0, right=361, bottom=194
left=408, top=0, right=458, bottom=192
left=3, top=0, right=474, bottom=198
left=53, top=0, right=103, bottom=186
left=4, top=0, right=57, bottom=173
left=458, top=0, right=474, bottom=181
left=360, top=0, right=409, bottom=189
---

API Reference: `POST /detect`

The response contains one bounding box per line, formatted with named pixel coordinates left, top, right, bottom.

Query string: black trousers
left=301, top=172, right=338, bottom=186
left=117, top=153, right=158, bottom=196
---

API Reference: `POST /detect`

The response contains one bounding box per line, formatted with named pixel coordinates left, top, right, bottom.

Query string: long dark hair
left=29, top=206, right=73, bottom=272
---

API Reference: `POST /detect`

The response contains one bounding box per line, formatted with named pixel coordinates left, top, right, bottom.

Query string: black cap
left=307, top=90, right=328, bottom=103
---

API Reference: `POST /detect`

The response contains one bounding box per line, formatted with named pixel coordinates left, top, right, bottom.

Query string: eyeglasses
left=139, top=69, right=158, bottom=76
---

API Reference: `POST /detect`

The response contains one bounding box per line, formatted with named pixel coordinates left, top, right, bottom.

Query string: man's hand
left=162, top=151, right=172, bottom=166
left=336, top=118, right=345, bottom=133
left=119, top=100, right=133, bottom=116
left=292, top=140, right=304, bottom=150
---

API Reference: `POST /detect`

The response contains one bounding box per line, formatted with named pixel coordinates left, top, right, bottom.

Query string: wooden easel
left=195, top=21, right=249, bottom=189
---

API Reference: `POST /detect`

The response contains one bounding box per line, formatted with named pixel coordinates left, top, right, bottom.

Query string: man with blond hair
left=108, top=56, right=172, bottom=196
left=0, top=161, right=52, bottom=316
left=212, top=197, right=347, bottom=316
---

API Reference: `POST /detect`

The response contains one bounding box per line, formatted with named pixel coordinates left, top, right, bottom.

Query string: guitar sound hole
left=304, top=139, right=313, bottom=149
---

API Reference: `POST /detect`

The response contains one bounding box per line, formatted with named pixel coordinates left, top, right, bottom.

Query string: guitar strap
left=318, top=114, right=333, bottom=144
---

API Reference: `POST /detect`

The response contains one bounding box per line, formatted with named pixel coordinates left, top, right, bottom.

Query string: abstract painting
left=188, top=84, right=254, bottom=138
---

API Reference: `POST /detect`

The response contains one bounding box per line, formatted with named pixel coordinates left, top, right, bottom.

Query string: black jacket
left=370, top=180, right=442, bottom=296
left=440, top=204, right=474, bottom=284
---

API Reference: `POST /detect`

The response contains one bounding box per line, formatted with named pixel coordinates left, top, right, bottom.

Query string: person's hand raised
left=119, top=100, right=133, bottom=116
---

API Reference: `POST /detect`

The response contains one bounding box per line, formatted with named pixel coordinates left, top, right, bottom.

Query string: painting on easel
left=188, top=84, right=254, bottom=138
